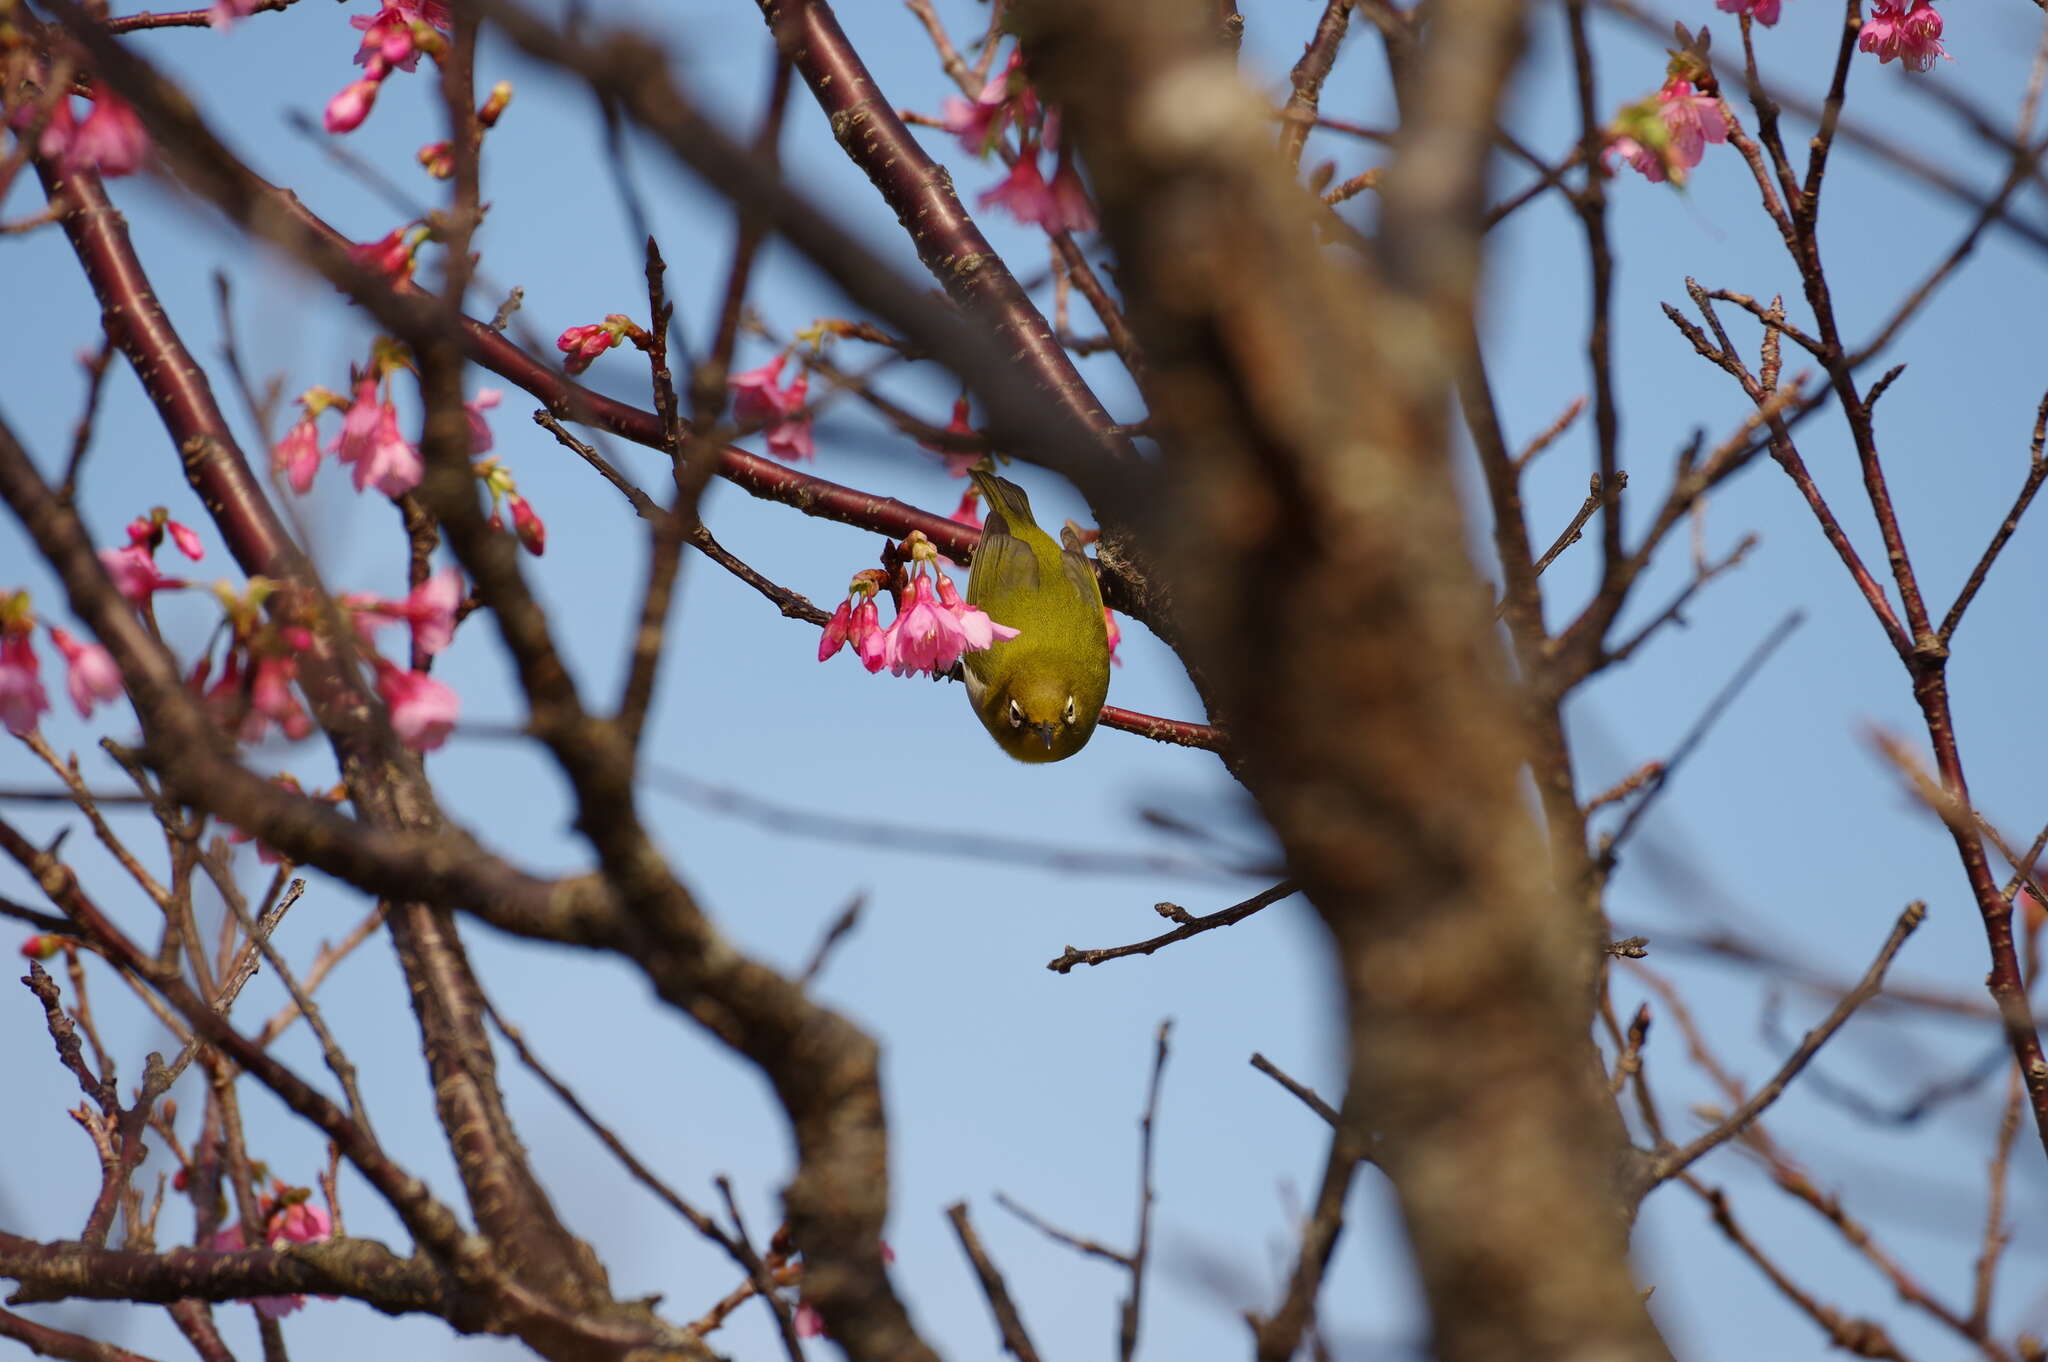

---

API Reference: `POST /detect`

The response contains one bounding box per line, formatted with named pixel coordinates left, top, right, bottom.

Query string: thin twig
left=945, top=1203, right=1044, bottom=1362
left=1643, top=901, right=1926, bottom=1190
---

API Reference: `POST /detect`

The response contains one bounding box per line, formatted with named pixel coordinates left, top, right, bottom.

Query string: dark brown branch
left=1249, top=1052, right=1340, bottom=1128
left=1046, top=882, right=1298, bottom=973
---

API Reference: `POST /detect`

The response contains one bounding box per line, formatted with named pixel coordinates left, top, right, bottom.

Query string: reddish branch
left=760, top=0, right=1134, bottom=457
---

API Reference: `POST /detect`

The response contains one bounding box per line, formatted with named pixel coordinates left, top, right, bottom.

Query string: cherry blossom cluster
left=816, top=536, right=1016, bottom=677
left=1859, top=0, right=1949, bottom=70
left=324, top=0, right=452, bottom=134
left=207, top=1180, right=338, bottom=1320
left=2, top=492, right=474, bottom=754
left=269, top=342, right=542, bottom=563
left=922, top=48, right=1095, bottom=236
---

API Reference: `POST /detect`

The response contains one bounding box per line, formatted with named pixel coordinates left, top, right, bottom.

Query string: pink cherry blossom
left=933, top=571, right=1018, bottom=656
left=348, top=227, right=414, bottom=282
left=206, top=0, right=262, bottom=29
left=336, top=394, right=423, bottom=497
left=819, top=595, right=884, bottom=664
left=730, top=354, right=815, bottom=462
left=20, top=97, right=77, bottom=162
left=0, top=634, right=49, bottom=736
left=465, top=389, right=501, bottom=453
left=166, top=521, right=205, bottom=561
left=49, top=627, right=122, bottom=718
left=374, top=660, right=459, bottom=750
left=249, top=654, right=311, bottom=742
left=352, top=6, right=422, bottom=71
left=1044, top=146, right=1096, bottom=235
left=62, top=94, right=147, bottom=178
left=818, top=599, right=855, bottom=662
left=1860, top=0, right=1949, bottom=70
left=508, top=495, right=546, bottom=555
left=209, top=1195, right=335, bottom=1319
left=1104, top=607, right=1123, bottom=667
left=1659, top=81, right=1727, bottom=172
left=918, top=396, right=980, bottom=478
left=978, top=152, right=1056, bottom=228
left=273, top=417, right=324, bottom=493
left=947, top=487, right=983, bottom=529
left=387, top=565, right=463, bottom=656
left=557, top=322, right=620, bottom=374
left=794, top=1304, right=826, bottom=1338
left=325, top=76, right=383, bottom=134
left=1715, top=0, right=1783, bottom=25
left=1609, top=79, right=1726, bottom=185
left=939, top=61, right=1020, bottom=156
left=99, top=545, right=182, bottom=605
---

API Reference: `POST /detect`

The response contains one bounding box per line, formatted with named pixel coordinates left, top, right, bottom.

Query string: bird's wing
left=1057, top=524, right=1104, bottom=610
left=968, top=502, right=1041, bottom=603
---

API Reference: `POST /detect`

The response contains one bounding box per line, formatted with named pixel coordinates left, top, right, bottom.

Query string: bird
left=963, top=465, right=1112, bottom=762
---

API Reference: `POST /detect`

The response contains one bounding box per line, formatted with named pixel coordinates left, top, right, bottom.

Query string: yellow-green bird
left=964, top=466, right=1112, bottom=762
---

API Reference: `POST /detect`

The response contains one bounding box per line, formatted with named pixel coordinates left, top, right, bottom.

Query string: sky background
left=4, top=0, right=2048, bottom=1359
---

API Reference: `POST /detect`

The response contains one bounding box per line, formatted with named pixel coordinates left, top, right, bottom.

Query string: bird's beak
left=1034, top=722, right=1057, bottom=750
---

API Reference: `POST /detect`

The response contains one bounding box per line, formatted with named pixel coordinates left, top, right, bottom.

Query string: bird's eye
left=1063, top=696, right=1076, bottom=724
left=1007, top=700, right=1025, bottom=728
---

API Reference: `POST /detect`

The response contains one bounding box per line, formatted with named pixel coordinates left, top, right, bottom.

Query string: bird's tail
left=968, top=465, right=1038, bottom=531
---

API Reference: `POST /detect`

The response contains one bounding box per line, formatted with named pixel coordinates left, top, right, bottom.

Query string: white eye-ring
left=1063, top=696, right=1077, bottom=724
left=1008, top=700, right=1025, bottom=728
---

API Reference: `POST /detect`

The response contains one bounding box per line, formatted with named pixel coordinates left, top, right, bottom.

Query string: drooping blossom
left=730, top=354, right=816, bottom=461
left=353, top=566, right=463, bottom=658
left=938, top=52, right=1032, bottom=156
left=273, top=417, right=324, bottom=493
left=947, top=487, right=983, bottom=530
left=977, top=151, right=1056, bottom=227
left=1715, top=0, right=1783, bottom=25
left=931, top=571, right=1016, bottom=658
left=1043, top=145, right=1097, bottom=235
left=1859, top=0, right=1949, bottom=70
left=99, top=545, right=183, bottom=606
left=508, top=495, right=546, bottom=556
left=465, top=389, right=501, bottom=453
left=352, top=7, right=423, bottom=71
left=332, top=379, right=422, bottom=496
left=918, top=396, right=981, bottom=479
left=59, top=94, right=148, bottom=178
left=0, top=631, right=48, bottom=736
left=1103, top=608, right=1123, bottom=668
left=165, top=521, right=205, bottom=562
left=325, top=76, right=383, bottom=135
left=49, top=627, right=123, bottom=718
left=794, top=1304, right=826, bottom=1339
left=818, top=572, right=887, bottom=667
left=374, top=659, right=459, bottom=750
left=248, top=653, right=313, bottom=742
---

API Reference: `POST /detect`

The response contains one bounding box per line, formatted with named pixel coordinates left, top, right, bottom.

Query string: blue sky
left=3, top=1, right=2046, bottom=1359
